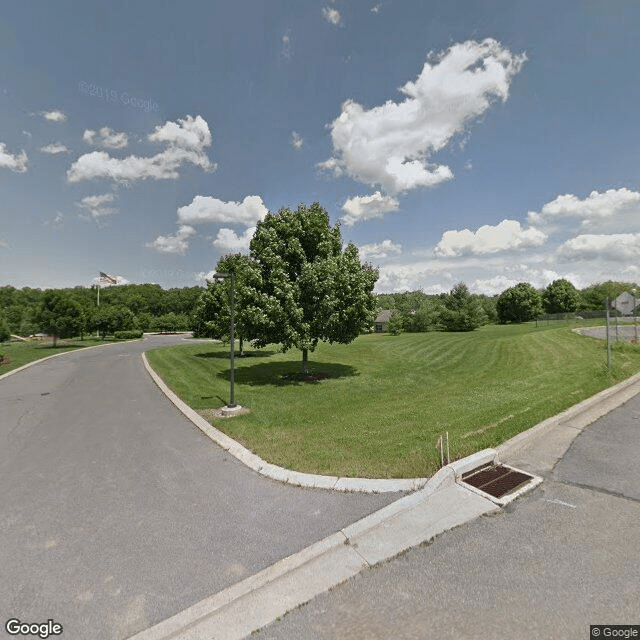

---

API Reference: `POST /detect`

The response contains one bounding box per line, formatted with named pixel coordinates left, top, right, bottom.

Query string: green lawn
left=0, top=336, right=134, bottom=374
left=146, top=322, right=640, bottom=478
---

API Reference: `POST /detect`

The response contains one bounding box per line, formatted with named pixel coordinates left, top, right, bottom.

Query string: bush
left=114, top=330, right=144, bottom=340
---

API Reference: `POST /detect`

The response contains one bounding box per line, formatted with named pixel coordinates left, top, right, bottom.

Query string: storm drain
left=461, top=463, right=535, bottom=499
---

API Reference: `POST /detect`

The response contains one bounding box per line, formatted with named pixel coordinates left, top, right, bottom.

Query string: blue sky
left=1, top=0, right=640, bottom=294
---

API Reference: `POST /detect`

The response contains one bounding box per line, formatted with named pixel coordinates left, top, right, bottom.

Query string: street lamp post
left=213, top=271, right=236, bottom=408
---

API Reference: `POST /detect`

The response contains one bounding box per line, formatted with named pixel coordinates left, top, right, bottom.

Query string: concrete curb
left=127, top=470, right=498, bottom=640
left=496, top=370, right=640, bottom=468
left=0, top=337, right=146, bottom=382
left=141, top=352, right=428, bottom=493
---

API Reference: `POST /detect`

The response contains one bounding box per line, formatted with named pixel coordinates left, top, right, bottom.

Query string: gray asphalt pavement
left=0, top=336, right=399, bottom=639
left=256, top=392, right=640, bottom=640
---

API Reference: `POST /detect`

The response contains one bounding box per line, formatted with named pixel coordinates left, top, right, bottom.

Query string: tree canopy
left=247, top=203, right=378, bottom=371
left=496, top=283, right=543, bottom=324
left=35, top=290, right=86, bottom=345
left=542, top=278, right=580, bottom=314
left=437, top=283, right=487, bottom=331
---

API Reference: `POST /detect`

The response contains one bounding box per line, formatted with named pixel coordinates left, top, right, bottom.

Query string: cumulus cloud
left=358, top=239, right=402, bottom=261
left=148, top=114, right=211, bottom=149
left=320, top=39, right=526, bottom=194
left=322, top=7, right=342, bottom=25
left=146, top=225, right=196, bottom=255
left=43, top=110, right=67, bottom=122
left=40, top=142, right=68, bottom=154
left=0, top=234, right=9, bottom=248
left=68, top=115, right=214, bottom=183
left=557, top=233, right=640, bottom=261
left=358, top=240, right=402, bottom=261
left=212, top=227, right=256, bottom=252
left=281, top=31, right=293, bottom=60
left=0, top=143, right=28, bottom=172
left=527, top=188, right=640, bottom=234
left=291, top=131, right=303, bottom=150
left=341, top=191, right=400, bottom=226
left=434, top=219, right=547, bottom=256
left=83, top=127, right=128, bottom=149
left=177, top=195, right=268, bottom=226
left=76, top=193, right=116, bottom=221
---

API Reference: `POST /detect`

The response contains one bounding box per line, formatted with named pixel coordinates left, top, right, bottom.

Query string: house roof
left=375, top=310, right=393, bottom=323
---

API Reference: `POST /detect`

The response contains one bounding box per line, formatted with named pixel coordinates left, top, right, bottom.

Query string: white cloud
left=68, top=115, right=214, bottom=183
left=322, top=7, right=342, bottom=25
left=148, top=114, right=211, bottom=149
left=0, top=234, right=9, bottom=248
left=43, top=110, right=67, bottom=122
left=43, top=212, right=64, bottom=226
left=291, top=131, right=303, bottom=150
left=40, top=142, right=69, bottom=154
left=146, top=225, right=196, bottom=255
left=281, top=31, right=293, bottom=60
left=0, top=143, right=28, bottom=172
left=471, top=275, right=520, bottom=296
left=358, top=239, right=402, bottom=261
left=177, top=195, right=268, bottom=226
left=76, top=193, right=116, bottom=221
left=527, top=188, right=640, bottom=234
left=320, top=39, right=526, bottom=194
left=557, top=233, right=640, bottom=261
left=434, top=219, right=547, bottom=256
left=371, top=4, right=382, bottom=13
left=83, top=127, right=128, bottom=149
left=341, top=191, right=400, bottom=226
left=212, top=227, right=256, bottom=252
left=22, top=130, right=32, bottom=138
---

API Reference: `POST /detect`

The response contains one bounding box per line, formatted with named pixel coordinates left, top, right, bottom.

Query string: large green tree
left=35, top=290, right=85, bottom=346
left=542, top=278, right=580, bottom=314
left=437, top=282, right=487, bottom=331
left=496, top=282, right=543, bottom=324
left=248, top=203, right=378, bottom=371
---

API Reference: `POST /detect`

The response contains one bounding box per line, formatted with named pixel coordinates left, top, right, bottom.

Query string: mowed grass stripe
left=146, top=323, right=640, bottom=478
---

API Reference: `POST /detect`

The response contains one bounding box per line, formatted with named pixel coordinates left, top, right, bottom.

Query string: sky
left=1, top=0, right=640, bottom=295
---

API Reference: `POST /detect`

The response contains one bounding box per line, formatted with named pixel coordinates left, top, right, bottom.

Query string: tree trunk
left=239, top=335, right=244, bottom=357
left=301, top=348, right=308, bottom=373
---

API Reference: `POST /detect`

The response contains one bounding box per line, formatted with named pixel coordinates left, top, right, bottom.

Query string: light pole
left=213, top=271, right=236, bottom=408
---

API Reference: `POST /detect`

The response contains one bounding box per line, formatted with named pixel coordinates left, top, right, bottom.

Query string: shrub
left=114, top=330, right=144, bottom=339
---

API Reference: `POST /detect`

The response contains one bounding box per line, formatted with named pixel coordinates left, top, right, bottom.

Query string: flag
left=99, top=272, right=119, bottom=286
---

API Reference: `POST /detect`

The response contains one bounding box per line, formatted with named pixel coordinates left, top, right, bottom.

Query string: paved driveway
left=0, top=336, right=399, bottom=639
left=257, top=392, right=640, bottom=639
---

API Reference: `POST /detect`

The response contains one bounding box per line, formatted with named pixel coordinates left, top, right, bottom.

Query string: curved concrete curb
left=0, top=337, right=146, bottom=382
left=141, top=352, right=428, bottom=493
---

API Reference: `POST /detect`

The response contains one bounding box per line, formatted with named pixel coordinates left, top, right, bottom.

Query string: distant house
left=374, top=310, right=393, bottom=333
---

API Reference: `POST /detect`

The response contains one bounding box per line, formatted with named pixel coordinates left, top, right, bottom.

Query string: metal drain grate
left=461, top=463, right=534, bottom=499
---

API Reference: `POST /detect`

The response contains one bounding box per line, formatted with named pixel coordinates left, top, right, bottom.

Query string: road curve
left=0, top=336, right=399, bottom=640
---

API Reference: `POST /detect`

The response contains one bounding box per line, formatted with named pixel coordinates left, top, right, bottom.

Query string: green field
left=0, top=336, right=135, bottom=374
left=146, top=322, right=640, bottom=478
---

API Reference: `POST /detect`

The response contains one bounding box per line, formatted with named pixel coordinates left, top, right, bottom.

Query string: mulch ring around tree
left=0, top=355, right=10, bottom=366
left=279, top=371, right=330, bottom=384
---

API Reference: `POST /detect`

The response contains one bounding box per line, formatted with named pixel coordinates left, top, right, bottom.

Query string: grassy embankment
left=146, top=320, right=640, bottom=478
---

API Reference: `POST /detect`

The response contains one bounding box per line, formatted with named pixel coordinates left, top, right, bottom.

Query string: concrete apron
left=130, top=366, right=640, bottom=640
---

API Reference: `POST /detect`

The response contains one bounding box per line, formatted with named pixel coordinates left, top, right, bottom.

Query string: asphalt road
left=257, top=392, right=640, bottom=640
left=0, top=336, right=399, bottom=639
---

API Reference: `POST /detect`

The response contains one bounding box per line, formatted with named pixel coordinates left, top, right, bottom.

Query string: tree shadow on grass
left=194, top=349, right=279, bottom=359
left=216, top=360, right=359, bottom=386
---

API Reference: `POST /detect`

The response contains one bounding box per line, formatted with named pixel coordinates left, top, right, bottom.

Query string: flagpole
left=97, top=272, right=100, bottom=307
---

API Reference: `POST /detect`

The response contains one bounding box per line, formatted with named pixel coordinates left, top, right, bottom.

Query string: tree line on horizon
left=0, top=202, right=637, bottom=352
